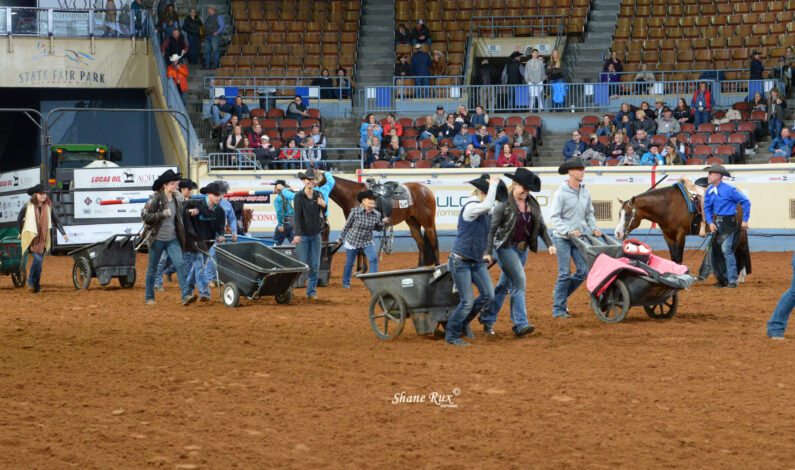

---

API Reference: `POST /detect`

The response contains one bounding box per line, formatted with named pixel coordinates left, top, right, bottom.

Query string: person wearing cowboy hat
left=154, top=178, right=199, bottom=290
left=337, top=190, right=390, bottom=288
left=166, top=51, right=189, bottom=105
left=410, top=43, right=431, bottom=97
left=292, top=168, right=335, bottom=300
left=273, top=179, right=296, bottom=246
left=479, top=169, right=555, bottom=336
left=445, top=174, right=500, bottom=346
left=16, top=183, right=68, bottom=293
left=141, top=169, right=198, bottom=307
left=203, top=180, right=238, bottom=288
left=430, top=50, right=447, bottom=77
left=703, top=164, right=750, bottom=288
left=549, top=157, right=602, bottom=318
left=181, top=182, right=227, bottom=302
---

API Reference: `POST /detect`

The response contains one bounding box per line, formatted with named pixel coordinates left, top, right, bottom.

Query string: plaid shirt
left=338, top=205, right=385, bottom=248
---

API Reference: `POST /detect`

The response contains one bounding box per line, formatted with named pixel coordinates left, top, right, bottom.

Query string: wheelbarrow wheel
left=119, top=270, right=136, bottom=289
left=11, top=265, right=26, bottom=288
left=644, top=292, right=678, bottom=319
left=72, top=258, right=92, bottom=290
left=222, top=282, right=240, bottom=308
left=590, top=279, right=630, bottom=323
left=275, top=287, right=292, bottom=304
left=369, top=288, right=406, bottom=340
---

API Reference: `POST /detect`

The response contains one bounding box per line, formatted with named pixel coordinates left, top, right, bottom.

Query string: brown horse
left=614, top=185, right=748, bottom=267
left=317, top=173, right=440, bottom=268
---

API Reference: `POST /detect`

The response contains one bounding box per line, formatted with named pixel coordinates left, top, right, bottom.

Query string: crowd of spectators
left=154, top=1, right=225, bottom=70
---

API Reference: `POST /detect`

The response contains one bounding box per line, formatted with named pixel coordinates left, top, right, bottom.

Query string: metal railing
left=470, top=15, right=566, bottom=39
left=205, top=75, right=352, bottom=89
left=205, top=148, right=365, bottom=171
left=359, top=79, right=788, bottom=114
left=613, top=68, right=773, bottom=82
left=393, top=75, right=465, bottom=86
left=0, top=7, right=148, bottom=37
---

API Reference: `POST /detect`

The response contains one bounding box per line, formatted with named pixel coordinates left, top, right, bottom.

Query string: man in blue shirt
left=210, top=95, right=232, bottom=128
left=562, top=130, right=586, bottom=161
left=703, top=164, right=751, bottom=288
left=768, top=127, right=794, bottom=160
left=410, top=44, right=431, bottom=97
left=205, top=180, right=238, bottom=287
left=640, top=145, right=665, bottom=166
left=273, top=179, right=295, bottom=246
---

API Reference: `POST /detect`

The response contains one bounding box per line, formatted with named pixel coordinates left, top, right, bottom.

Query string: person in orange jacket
left=166, top=54, right=189, bottom=105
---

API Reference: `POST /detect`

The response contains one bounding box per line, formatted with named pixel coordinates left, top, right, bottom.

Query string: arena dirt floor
left=1, top=248, right=793, bottom=469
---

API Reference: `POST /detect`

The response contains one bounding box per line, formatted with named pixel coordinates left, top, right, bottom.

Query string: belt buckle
left=516, top=241, right=528, bottom=251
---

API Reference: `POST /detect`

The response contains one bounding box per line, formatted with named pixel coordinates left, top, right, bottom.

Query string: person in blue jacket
left=410, top=44, right=432, bottom=97
left=562, top=130, right=586, bottom=161
left=769, top=127, right=794, bottom=160
left=640, top=145, right=665, bottom=165
left=273, top=179, right=295, bottom=246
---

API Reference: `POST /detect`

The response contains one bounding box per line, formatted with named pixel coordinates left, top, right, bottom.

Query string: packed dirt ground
left=0, top=248, right=793, bottom=469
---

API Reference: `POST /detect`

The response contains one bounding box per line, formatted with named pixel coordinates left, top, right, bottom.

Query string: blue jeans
left=204, top=34, right=220, bottom=68
left=492, top=135, right=510, bottom=149
left=414, top=77, right=429, bottom=98
left=28, top=251, right=45, bottom=289
left=273, top=221, right=294, bottom=246
left=694, top=110, right=711, bottom=127
left=720, top=229, right=738, bottom=283
left=769, top=117, right=783, bottom=139
left=185, top=252, right=210, bottom=299
left=767, top=252, right=795, bottom=337
left=342, top=244, right=378, bottom=287
left=186, top=33, right=200, bottom=64
left=154, top=251, right=177, bottom=288
left=297, top=234, right=322, bottom=296
left=482, top=245, right=530, bottom=333
left=204, top=244, right=218, bottom=283
left=446, top=254, right=494, bottom=343
left=146, top=238, right=191, bottom=301
left=552, top=237, right=589, bottom=316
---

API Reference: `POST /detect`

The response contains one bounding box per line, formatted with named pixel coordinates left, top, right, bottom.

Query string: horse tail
left=422, top=231, right=435, bottom=265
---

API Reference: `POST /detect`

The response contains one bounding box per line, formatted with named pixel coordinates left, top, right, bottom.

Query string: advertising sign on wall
left=73, top=189, right=152, bottom=219
left=57, top=222, right=142, bottom=245
left=73, top=166, right=177, bottom=189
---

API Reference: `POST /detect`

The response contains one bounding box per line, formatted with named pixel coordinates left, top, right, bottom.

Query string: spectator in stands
left=699, top=61, right=725, bottom=83
left=595, top=115, right=615, bottom=137
left=617, top=112, right=633, bottom=136
left=524, top=49, right=546, bottom=111
left=458, top=144, right=481, bottom=168
left=652, top=98, right=665, bottom=119
left=411, top=19, right=431, bottom=46
left=254, top=135, right=277, bottom=168
left=768, top=88, right=787, bottom=139
left=630, top=129, right=651, bottom=155
left=772, top=58, right=790, bottom=92
left=600, top=63, right=620, bottom=98
left=455, top=105, right=470, bottom=126
left=640, top=101, right=655, bottom=119
left=632, top=110, right=657, bottom=136
left=279, top=139, right=300, bottom=169
left=248, top=124, right=264, bottom=148
left=749, top=92, right=767, bottom=113
left=161, top=28, right=188, bottom=63
left=634, top=63, right=655, bottom=94
left=364, top=136, right=386, bottom=168
left=491, top=128, right=510, bottom=151
left=360, top=114, right=383, bottom=142
left=210, top=95, right=231, bottom=130
left=410, top=44, right=432, bottom=96
left=603, top=51, right=623, bottom=73
left=395, top=24, right=411, bottom=46
left=673, top=97, right=693, bottom=124
left=640, top=144, right=664, bottom=166
left=432, top=143, right=457, bottom=168
left=166, top=54, right=188, bottom=104
left=497, top=143, right=520, bottom=167
left=607, top=132, right=625, bottom=160
left=662, top=143, right=684, bottom=165
left=619, top=145, right=639, bottom=165
left=769, top=127, right=794, bottom=160
left=226, top=125, right=245, bottom=151
left=692, top=81, right=712, bottom=127
left=231, top=96, right=250, bottom=120
left=470, top=105, right=489, bottom=127
left=562, top=131, right=586, bottom=161
left=219, top=114, right=238, bottom=148
left=286, top=95, right=310, bottom=122
left=131, top=0, right=143, bottom=37
left=666, top=136, right=687, bottom=157
left=431, top=51, right=447, bottom=77
left=613, top=103, right=634, bottom=125
left=310, top=124, right=327, bottom=149
left=750, top=51, right=764, bottom=80
left=512, top=123, right=533, bottom=159
left=158, top=3, right=178, bottom=40
left=418, top=116, right=439, bottom=142
left=428, top=106, right=444, bottom=127
left=385, top=127, right=400, bottom=147
left=476, top=59, right=499, bottom=109
left=291, top=129, right=307, bottom=148
left=454, top=124, right=471, bottom=149
left=181, top=8, right=202, bottom=65
left=203, top=5, right=224, bottom=70
left=656, top=107, right=680, bottom=137
left=547, top=49, right=564, bottom=83
left=302, top=138, right=323, bottom=170
left=312, top=68, right=336, bottom=99
left=394, top=55, right=411, bottom=79
left=335, top=68, right=354, bottom=99
left=382, top=114, right=402, bottom=138
left=504, top=52, right=525, bottom=86
left=385, top=139, right=405, bottom=165
left=472, top=125, right=492, bottom=150
left=582, top=134, right=607, bottom=164
left=440, top=114, right=460, bottom=139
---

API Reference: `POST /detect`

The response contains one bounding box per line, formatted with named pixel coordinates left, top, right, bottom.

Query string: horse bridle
left=621, top=197, right=637, bottom=239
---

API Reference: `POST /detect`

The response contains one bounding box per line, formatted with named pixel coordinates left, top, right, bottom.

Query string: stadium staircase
left=564, top=0, right=621, bottom=83
left=354, top=0, right=396, bottom=90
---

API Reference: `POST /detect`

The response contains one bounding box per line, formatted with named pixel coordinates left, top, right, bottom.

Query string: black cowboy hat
left=505, top=168, right=541, bottom=192
left=178, top=179, right=197, bottom=190
left=297, top=168, right=320, bottom=180
left=558, top=157, right=586, bottom=175
left=26, top=183, right=49, bottom=196
left=152, top=169, right=183, bottom=191
left=704, top=163, right=731, bottom=178
left=274, top=179, right=287, bottom=187
left=200, top=181, right=225, bottom=195
left=357, top=190, right=377, bottom=202
left=468, top=175, right=509, bottom=202
left=509, top=51, right=523, bottom=59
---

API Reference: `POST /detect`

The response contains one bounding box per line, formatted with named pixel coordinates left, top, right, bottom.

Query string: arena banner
left=1, top=38, right=151, bottom=88
left=199, top=178, right=286, bottom=231
left=73, top=166, right=177, bottom=189
left=73, top=189, right=152, bottom=219
left=57, top=222, right=142, bottom=246
left=0, top=167, right=41, bottom=227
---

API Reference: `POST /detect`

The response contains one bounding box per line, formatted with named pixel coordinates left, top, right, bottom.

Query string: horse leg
left=663, top=232, right=684, bottom=264
left=405, top=217, right=426, bottom=267
left=423, top=224, right=440, bottom=266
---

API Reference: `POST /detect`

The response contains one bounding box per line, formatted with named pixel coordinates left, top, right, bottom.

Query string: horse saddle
left=676, top=179, right=708, bottom=235
left=365, top=178, right=413, bottom=218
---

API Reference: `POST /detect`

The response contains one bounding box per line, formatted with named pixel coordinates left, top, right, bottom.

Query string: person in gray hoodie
left=548, top=157, right=602, bottom=318
left=524, top=49, right=547, bottom=111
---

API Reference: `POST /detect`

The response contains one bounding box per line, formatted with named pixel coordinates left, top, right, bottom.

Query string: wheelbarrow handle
left=328, top=241, right=342, bottom=255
